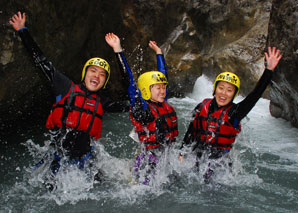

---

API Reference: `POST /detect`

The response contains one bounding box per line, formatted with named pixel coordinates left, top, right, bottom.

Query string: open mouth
left=218, top=96, right=227, bottom=102
left=90, top=79, right=99, bottom=86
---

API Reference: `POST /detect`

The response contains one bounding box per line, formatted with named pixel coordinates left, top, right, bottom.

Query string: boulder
left=0, top=0, right=276, bottom=137
left=267, top=0, right=298, bottom=127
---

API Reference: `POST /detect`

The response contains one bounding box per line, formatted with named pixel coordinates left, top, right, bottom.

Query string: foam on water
left=1, top=74, right=298, bottom=212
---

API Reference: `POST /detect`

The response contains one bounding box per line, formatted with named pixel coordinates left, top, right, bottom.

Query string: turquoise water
left=1, top=76, right=298, bottom=212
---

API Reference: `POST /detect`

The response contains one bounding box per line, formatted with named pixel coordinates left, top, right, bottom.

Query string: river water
left=1, top=75, right=298, bottom=212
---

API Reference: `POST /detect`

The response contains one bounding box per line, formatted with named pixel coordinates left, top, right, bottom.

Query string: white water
left=1, top=75, right=298, bottom=212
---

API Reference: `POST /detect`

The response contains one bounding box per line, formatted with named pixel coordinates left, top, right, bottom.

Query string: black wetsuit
left=18, top=28, right=129, bottom=160
left=181, top=69, right=274, bottom=159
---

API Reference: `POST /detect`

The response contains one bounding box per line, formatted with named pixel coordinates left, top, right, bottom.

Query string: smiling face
left=150, top=83, right=166, bottom=103
left=84, top=65, right=106, bottom=92
left=215, top=81, right=236, bottom=107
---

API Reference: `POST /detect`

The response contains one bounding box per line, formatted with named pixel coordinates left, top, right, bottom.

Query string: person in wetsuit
left=179, top=46, right=282, bottom=182
left=105, top=33, right=178, bottom=185
left=9, top=12, right=129, bottom=184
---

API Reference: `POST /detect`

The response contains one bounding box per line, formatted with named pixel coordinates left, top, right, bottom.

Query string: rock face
left=0, top=0, right=274, bottom=136
left=267, top=0, right=298, bottom=127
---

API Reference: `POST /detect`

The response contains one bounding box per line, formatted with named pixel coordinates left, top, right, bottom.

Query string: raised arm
left=9, top=12, right=57, bottom=83
left=105, top=33, right=138, bottom=107
left=149, top=41, right=168, bottom=77
left=233, top=46, right=282, bottom=123
left=149, top=41, right=169, bottom=100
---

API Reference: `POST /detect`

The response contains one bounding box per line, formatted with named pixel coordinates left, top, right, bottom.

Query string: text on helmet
left=218, top=73, right=238, bottom=85
left=152, top=73, right=167, bottom=82
left=90, top=59, right=109, bottom=71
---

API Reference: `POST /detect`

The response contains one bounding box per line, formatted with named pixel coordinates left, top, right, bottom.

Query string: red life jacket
left=130, top=101, right=178, bottom=150
left=46, top=83, right=103, bottom=139
left=192, top=98, right=241, bottom=150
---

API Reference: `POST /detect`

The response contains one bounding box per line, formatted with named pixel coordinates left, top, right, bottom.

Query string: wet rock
left=0, top=0, right=285, bottom=137
left=267, top=0, right=298, bottom=127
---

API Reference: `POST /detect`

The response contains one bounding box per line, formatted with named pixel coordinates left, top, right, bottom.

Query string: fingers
left=275, top=49, right=281, bottom=58
left=13, top=11, right=24, bottom=20
left=277, top=53, right=282, bottom=61
left=10, top=11, right=25, bottom=25
left=17, top=11, right=26, bottom=19
left=11, top=15, right=18, bottom=23
left=149, top=40, right=160, bottom=48
left=105, top=32, right=112, bottom=39
left=149, top=41, right=157, bottom=45
left=149, top=41, right=157, bottom=47
left=105, top=32, right=121, bottom=44
left=10, top=12, right=25, bottom=31
left=267, top=46, right=281, bottom=58
left=105, top=32, right=118, bottom=41
left=265, top=46, right=283, bottom=70
left=105, top=33, right=122, bottom=52
left=105, top=33, right=114, bottom=42
left=264, top=52, right=269, bottom=62
left=268, top=46, right=272, bottom=55
left=149, top=41, right=162, bottom=54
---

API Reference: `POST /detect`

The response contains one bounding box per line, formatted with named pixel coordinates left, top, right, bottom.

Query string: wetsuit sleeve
left=115, top=51, right=148, bottom=110
left=130, top=97, right=155, bottom=125
left=17, top=28, right=72, bottom=99
left=156, top=54, right=169, bottom=100
left=115, top=52, right=137, bottom=106
left=156, top=54, right=168, bottom=79
left=115, top=52, right=133, bottom=97
left=114, top=51, right=154, bottom=123
left=181, top=121, right=195, bottom=148
left=231, top=69, right=273, bottom=126
left=100, top=94, right=130, bottom=113
left=180, top=102, right=202, bottom=149
left=18, top=28, right=55, bottom=82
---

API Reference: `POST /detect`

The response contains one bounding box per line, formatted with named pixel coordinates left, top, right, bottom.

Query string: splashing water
left=1, top=75, right=298, bottom=212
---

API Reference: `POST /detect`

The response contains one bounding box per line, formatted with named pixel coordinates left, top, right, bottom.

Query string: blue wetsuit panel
left=156, top=54, right=168, bottom=79
left=156, top=54, right=168, bottom=101
left=118, top=52, right=137, bottom=107
left=56, top=94, right=62, bottom=103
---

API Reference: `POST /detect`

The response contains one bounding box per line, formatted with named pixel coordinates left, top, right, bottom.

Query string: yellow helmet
left=81, top=57, right=110, bottom=89
left=137, top=71, right=168, bottom=100
left=213, top=72, right=240, bottom=99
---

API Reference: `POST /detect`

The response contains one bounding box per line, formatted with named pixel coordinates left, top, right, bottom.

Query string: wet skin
left=84, top=65, right=106, bottom=92
left=150, top=83, right=166, bottom=103
left=215, top=81, right=236, bottom=107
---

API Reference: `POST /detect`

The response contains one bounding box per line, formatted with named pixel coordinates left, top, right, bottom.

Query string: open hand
left=105, top=33, right=122, bottom=52
left=9, top=11, right=26, bottom=31
left=265, top=47, right=282, bottom=71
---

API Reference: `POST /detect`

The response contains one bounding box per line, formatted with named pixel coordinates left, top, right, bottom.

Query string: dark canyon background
left=1, top=0, right=297, bottom=141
